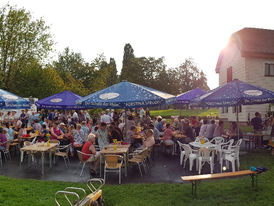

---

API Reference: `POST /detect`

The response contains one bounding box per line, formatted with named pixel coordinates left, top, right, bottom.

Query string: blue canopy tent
left=0, top=89, right=30, bottom=109
left=35, top=90, right=86, bottom=110
left=191, top=79, right=274, bottom=138
left=192, top=79, right=274, bottom=108
left=76, top=81, right=175, bottom=109
left=176, top=88, right=206, bottom=105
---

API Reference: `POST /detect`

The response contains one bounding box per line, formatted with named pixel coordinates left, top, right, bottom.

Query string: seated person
left=39, top=124, right=49, bottom=142
left=125, top=126, right=137, bottom=144
left=182, top=120, right=195, bottom=143
left=163, top=123, right=174, bottom=145
left=108, top=125, right=122, bottom=142
left=213, top=120, right=226, bottom=137
left=143, top=129, right=155, bottom=148
left=50, top=122, right=64, bottom=140
left=148, top=124, right=161, bottom=144
left=33, top=119, right=42, bottom=132
left=81, top=133, right=100, bottom=175
left=0, top=127, right=8, bottom=151
left=229, top=122, right=243, bottom=139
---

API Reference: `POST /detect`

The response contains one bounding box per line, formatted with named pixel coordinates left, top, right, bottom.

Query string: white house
left=216, top=28, right=274, bottom=122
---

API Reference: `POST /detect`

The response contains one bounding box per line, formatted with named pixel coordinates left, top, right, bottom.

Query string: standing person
left=204, top=119, right=217, bottom=140
left=81, top=121, right=90, bottom=142
left=199, top=119, right=208, bottom=137
left=96, top=122, right=109, bottom=150
left=145, top=108, right=150, bottom=117
left=73, top=124, right=85, bottom=147
left=78, top=110, right=86, bottom=122
left=100, top=111, right=112, bottom=124
left=251, top=112, right=263, bottom=148
left=139, top=108, right=145, bottom=122
left=72, top=110, right=79, bottom=122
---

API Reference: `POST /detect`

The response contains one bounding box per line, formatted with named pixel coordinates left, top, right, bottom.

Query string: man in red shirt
left=81, top=133, right=99, bottom=175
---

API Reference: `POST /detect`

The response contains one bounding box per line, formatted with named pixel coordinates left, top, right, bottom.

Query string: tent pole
left=236, top=105, right=239, bottom=140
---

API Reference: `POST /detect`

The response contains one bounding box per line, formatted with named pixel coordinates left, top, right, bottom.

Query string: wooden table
left=189, top=141, right=216, bottom=149
left=20, top=142, right=58, bottom=175
left=99, top=144, right=130, bottom=177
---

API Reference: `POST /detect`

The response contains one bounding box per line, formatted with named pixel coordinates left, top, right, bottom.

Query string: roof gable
left=216, top=27, right=274, bottom=73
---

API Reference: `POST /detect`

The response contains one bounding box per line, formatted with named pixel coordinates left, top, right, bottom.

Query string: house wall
left=218, top=43, right=247, bottom=121
left=242, top=57, right=274, bottom=120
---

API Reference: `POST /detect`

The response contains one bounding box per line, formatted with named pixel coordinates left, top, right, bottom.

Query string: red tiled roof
left=216, top=27, right=274, bottom=73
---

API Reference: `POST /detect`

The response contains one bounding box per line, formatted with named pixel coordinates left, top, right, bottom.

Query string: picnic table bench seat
left=181, top=170, right=259, bottom=198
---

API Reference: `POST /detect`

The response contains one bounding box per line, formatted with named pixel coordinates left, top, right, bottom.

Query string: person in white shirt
left=139, top=108, right=145, bottom=121
left=100, top=112, right=112, bottom=124
left=72, top=110, right=78, bottom=122
left=199, top=119, right=209, bottom=137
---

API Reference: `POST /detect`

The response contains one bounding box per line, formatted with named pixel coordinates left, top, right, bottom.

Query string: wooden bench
left=181, top=170, right=259, bottom=198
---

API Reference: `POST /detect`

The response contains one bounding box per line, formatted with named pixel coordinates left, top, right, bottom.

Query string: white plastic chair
left=210, top=137, right=224, bottom=145
left=180, top=143, right=198, bottom=171
left=223, top=139, right=242, bottom=172
left=198, top=147, right=215, bottom=174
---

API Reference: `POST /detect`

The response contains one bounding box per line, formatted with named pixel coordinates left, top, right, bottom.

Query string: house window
left=265, top=63, right=274, bottom=76
left=227, top=67, right=232, bottom=83
left=222, top=107, right=228, bottom=113
left=232, top=105, right=242, bottom=113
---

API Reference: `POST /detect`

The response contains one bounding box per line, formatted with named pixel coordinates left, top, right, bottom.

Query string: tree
left=167, top=58, right=210, bottom=95
left=13, top=64, right=65, bottom=99
left=106, top=58, right=118, bottom=86
left=0, top=4, right=54, bottom=90
left=53, top=47, right=87, bottom=81
left=120, top=43, right=135, bottom=81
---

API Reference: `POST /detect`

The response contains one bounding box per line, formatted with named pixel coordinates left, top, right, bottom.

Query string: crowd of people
left=1, top=108, right=274, bottom=173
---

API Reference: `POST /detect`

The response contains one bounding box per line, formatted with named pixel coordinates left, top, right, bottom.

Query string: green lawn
left=150, top=109, right=219, bottom=118
left=0, top=151, right=273, bottom=206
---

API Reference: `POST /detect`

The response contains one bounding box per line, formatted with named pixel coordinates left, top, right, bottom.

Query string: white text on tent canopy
left=99, top=93, right=120, bottom=100
left=244, top=90, right=263, bottom=96
left=3, top=94, right=19, bottom=100
left=50, top=98, right=63, bottom=103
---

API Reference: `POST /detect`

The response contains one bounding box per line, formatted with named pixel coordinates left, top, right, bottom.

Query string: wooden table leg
left=41, top=151, right=45, bottom=175
left=99, top=154, right=102, bottom=177
left=49, top=150, right=52, bottom=168
left=124, top=153, right=127, bottom=177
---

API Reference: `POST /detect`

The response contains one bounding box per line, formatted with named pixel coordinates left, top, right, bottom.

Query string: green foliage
left=150, top=108, right=219, bottom=118
left=0, top=151, right=273, bottom=205
left=0, top=4, right=210, bottom=101
left=0, top=4, right=53, bottom=90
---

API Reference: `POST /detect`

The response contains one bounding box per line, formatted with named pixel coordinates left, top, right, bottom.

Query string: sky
left=2, top=0, right=274, bottom=89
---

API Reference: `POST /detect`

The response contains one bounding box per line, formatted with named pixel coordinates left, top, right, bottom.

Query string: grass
left=150, top=109, right=219, bottom=118
left=0, top=151, right=273, bottom=206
